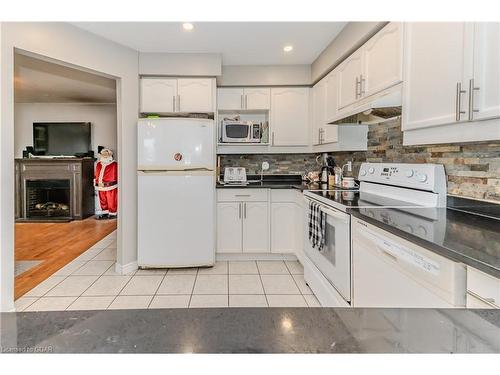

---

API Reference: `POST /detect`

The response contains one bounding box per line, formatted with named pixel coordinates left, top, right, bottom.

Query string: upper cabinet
left=312, top=77, right=338, bottom=146
left=402, top=23, right=473, bottom=131
left=270, top=87, right=310, bottom=146
left=140, top=78, right=177, bottom=113
left=217, top=87, right=270, bottom=111
left=471, top=22, right=500, bottom=121
left=336, top=22, right=403, bottom=114
left=338, top=49, right=364, bottom=109
left=177, top=78, right=214, bottom=113
left=140, top=77, right=215, bottom=114
left=363, top=22, right=403, bottom=98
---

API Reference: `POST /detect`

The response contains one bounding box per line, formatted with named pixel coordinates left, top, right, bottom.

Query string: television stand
left=15, top=158, right=95, bottom=222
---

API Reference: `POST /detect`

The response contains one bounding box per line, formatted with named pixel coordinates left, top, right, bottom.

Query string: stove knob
left=360, top=169, right=367, bottom=176
left=405, top=169, right=414, bottom=178
left=369, top=167, right=375, bottom=174
left=404, top=225, right=414, bottom=234
left=417, top=173, right=428, bottom=183
left=417, top=226, right=428, bottom=237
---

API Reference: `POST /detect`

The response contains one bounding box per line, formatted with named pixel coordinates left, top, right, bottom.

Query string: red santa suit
left=95, top=156, right=118, bottom=216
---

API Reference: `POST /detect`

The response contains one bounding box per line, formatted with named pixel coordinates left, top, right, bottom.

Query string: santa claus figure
left=94, top=148, right=118, bottom=219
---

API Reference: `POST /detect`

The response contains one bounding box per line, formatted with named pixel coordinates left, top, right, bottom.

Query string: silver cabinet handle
left=245, top=95, right=248, bottom=109
left=235, top=194, right=251, bottom=197
left=172, top=96, right=176, bottom=112
left=468, top=78, right=480, bottom=121
left=243, top=202, right=247, bottom=219
left=359, top=74, right=365, bottom=96
left=177, top=95, right=181, bottom=112
left=318, top=128, right=321, bottom=144
left=456, top=82, right=466, bottom=121
left=241, top=94, right=244, bottom=109
left=320, top=128, right=324, bottom=144
left=355, top=76, right=360, bottom=99
left=272, top=132, right=275, bottom=146
left=238, top=202, right=242, bottom=219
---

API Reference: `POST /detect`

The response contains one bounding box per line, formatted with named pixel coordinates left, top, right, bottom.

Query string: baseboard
left=115, top=260, right=138, bottom=275
left=216, top=253, right=297, bottom=261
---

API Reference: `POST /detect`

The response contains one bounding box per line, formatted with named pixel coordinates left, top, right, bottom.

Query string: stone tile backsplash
left=219, top=117, right=500, bottom=203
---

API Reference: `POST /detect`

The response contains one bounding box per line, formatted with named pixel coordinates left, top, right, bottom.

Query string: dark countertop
left=1, top=308, right=499, bottom=353
left=216, top=174, right=319, bottom=191
left=349, top=204, right=500, bottom=279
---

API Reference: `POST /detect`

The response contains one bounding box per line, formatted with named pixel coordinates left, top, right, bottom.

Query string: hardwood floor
left=15, top=217, right=117, bottom=299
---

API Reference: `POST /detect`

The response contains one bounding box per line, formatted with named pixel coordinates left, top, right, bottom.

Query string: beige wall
left=14, top=103, right=117, bottom=158
left=1, top=22, right=139, bottom=311
left=218, top=65, right=311, bottom=86
left=311, top=22, right=387, bottom=83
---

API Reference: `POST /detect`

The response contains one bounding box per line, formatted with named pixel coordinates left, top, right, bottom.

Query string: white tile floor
left=15, top=231, right=321, bottom=311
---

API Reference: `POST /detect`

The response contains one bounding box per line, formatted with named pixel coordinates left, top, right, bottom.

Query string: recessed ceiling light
left=182, top=23, right=194, bottom=31
left=283, top=45, right=293, bottom=52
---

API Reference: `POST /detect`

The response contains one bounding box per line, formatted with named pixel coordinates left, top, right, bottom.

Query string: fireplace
left=26, top=179, right=71, bottom=219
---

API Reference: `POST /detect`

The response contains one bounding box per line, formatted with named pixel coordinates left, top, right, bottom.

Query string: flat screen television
left=33, top=122, right=92, bottom=156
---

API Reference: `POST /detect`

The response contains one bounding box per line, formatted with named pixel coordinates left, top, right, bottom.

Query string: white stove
left=302, top=163, right=449, bottom=307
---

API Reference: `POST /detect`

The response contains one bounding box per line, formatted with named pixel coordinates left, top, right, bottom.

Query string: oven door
left=304, top=199, right=351, bottom=302
left=222, top=123, right=250, bottom=142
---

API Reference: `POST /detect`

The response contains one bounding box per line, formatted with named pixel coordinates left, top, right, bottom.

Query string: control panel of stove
left=358, top=163, right=446, bottom=194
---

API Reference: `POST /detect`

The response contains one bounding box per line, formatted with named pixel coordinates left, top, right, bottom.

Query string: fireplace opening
left=26, top=179, right=71, bottom=219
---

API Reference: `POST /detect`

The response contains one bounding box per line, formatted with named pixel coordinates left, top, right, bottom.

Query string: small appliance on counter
left=222, top=167, right=249, bottom=186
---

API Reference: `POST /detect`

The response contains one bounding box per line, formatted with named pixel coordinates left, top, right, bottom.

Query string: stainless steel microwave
left=221, top=120, right=261, bottom=143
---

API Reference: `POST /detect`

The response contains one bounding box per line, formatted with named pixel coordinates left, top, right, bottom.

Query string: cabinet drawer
left=217, top=188, right=268, bottom=202
left=467, top=267, right=500, bottom=307
left=270, top=189, right=297, bottom=203
left=466, top=292, right=497, bottom=309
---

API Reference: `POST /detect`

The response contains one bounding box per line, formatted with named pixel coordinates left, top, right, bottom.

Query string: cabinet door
left=217, top=88, right=244, bottom=110
left=312, top=81, right=326, bottom=145
left=322, top=125, right=339, bottom=144
left=325, top=70, right=339, bottom=122
left=242, top=202, right=269, bottom=253
left=402, top=22, right=473, bottom=131
left=244, top=88, right=271, bottom=110
left=271, top=203, right=296, bottom=253
left=177, top=78, right=214, bottom=113
left=338, top=49, right=363, bottom=109
left=140, top=78, right=177, bottom=113
left=363, top=22, right=403, bottom=97
left=217, top=202, right=242, bottom=253
left=270, top=87, right=309, bottom=146
left=471, top=22, right=500, bottom=121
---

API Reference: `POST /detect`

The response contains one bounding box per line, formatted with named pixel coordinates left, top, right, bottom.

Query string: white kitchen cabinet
left=140, top=78, right=177, bottom=113
left=467, top=293, right=496, bottom=309
left=338, top=49, right=363, bottom=109
left=467, top=267, right=500, bottom=308
left=140, top=77, right=214, bottom=114
left=270, top=87, right=309, bottom=146
left=216, top=202, right=242, bottom=253
left=217, top=87, right=270, bottom=111
left=313, top=79, right=339, bottom=146
left=402, top=23, right=473, bottom=131
left=271, top=202, right=296, bottom=253
left=244, top=88, right=271, bottom=110
left=471, top=22, right=500, bottom=121
left=312, top=80, right=326, bottom=146
left=217, top=88, right=244, bottom=110
left=177, top=78, right=214, bottom=113
left=363, top=22, right=403, bottom=98
left=325, top=70, right=339, bottom=122
left=216, top=189, right=269, bottom=254
left=242, top=202, right=269, bottom=253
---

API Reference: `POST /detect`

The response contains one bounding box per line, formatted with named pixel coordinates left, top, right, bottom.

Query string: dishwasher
left=352, top=218, right=467, bottom=308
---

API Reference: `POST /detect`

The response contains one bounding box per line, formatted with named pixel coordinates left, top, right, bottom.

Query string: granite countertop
left=1, top=308, right=499, bottom=353
left=216, top=174, right=319, bottom=191
left=349, top=204, right=500, bottom=279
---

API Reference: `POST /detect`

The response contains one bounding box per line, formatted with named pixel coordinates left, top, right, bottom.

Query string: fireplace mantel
left=15, top=158, right=95, bottom=221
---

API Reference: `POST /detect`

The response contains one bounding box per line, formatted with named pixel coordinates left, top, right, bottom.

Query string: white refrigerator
left=137, top=118, right=215, bottom=268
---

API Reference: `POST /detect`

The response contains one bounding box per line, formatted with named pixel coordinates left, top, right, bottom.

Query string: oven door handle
left=319, top=206, right=349, bottom=224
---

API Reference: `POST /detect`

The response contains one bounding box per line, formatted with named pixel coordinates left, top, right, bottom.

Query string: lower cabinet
left=270, top=203, right=297, bottom=253
left=216, top=189, right=269, bottom=253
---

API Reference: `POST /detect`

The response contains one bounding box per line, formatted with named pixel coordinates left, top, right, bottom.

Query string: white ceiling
left=72, top=22, right=347, bottom=65
left=15, top=53, right=117, bottom=104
